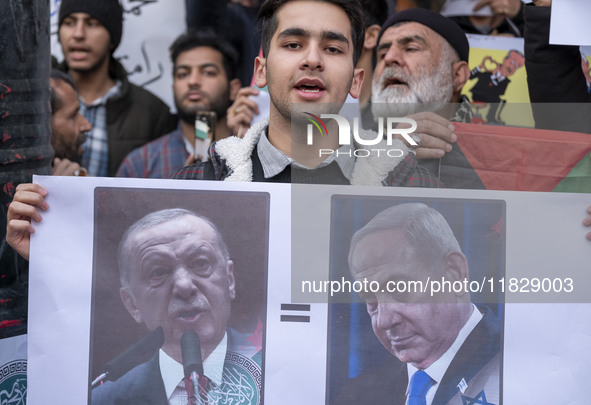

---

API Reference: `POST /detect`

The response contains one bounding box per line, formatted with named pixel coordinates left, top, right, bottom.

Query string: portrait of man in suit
left=89, top=189, right=268, bottom=405
left=333, top=202, right=502, bottom=405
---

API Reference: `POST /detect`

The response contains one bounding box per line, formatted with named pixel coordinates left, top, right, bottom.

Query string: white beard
left=371, top=63, right=454, bottom=118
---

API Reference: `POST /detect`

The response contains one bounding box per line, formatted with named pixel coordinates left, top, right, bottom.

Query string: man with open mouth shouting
left=172, top=0, right=441, bottom=188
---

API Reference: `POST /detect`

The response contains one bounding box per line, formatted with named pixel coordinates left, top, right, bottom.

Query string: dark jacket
left=334, top=305, right=501, bottom=405
left=523, top=5, right=591, bottom=133
left=57, top=57, right=177, bottom=176
left=91, top=352, right=168, bottom=405
left=91, top=331, right=262, bottom=405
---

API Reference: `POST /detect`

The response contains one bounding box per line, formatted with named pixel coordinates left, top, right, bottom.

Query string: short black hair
left=359, top=0, right=388, bottom=27
left=258, top=0, right=366, bottom=66
left=169, top=28, right=239, bottom=81
left=49, top=69, right=77, bottom=114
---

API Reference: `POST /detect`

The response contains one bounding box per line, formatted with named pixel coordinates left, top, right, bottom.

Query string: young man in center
left=173, top=0, right=441, bottom=187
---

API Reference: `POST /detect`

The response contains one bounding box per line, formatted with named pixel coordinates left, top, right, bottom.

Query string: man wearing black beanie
left=56, top=0, right=176, bottom=177
left=370, top=8, right=484, bottom=190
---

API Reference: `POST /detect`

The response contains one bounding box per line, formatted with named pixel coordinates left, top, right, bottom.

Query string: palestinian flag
left=454, top=123, right=591, bottom=192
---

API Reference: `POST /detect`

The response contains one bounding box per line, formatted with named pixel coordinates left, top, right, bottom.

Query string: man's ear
left=349, top=68, right=365, bottom=99
left=451, top=60, right=470, bottom=95
left=229, top=78, right=242, bottom=101
left=443, top=252, right=469, bottom=298
left=226, top=260, right=236, bottom=301
left=120, top=287, right=144, bottom=324
left=364, top=24, right=381, bottom=50
left=254, top=56, right=267, bottom=89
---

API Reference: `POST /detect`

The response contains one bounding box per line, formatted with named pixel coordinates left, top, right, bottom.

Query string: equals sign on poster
left=280, top=304, right=311, bottom=323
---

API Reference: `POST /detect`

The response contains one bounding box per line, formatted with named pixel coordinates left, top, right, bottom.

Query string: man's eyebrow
left=277, top=27, right=310, bottom=40
left=68, top=15, right=98, bottom=23
left=173, top=64, right=189, bottom=72
left=377, top=35, right=428, bottom=53
left=377, top=41, right=393, bottom=53
left=321, top=30, right=349, bottom=46
left=197, top=63, right=221, bottom=71
left=277, top=28, right=349, bottom=46
left=397, top=35, right=428, bottom=46
left=174, top=63, right=220, bottom=72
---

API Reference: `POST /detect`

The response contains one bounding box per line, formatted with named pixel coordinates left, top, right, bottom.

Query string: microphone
left=181, top=330, right=204, bottom=405
left=91, top=326, right=164, bottom=389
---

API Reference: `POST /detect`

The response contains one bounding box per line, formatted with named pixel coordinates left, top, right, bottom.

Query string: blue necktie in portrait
left=408, top=370, right=434, bottom=405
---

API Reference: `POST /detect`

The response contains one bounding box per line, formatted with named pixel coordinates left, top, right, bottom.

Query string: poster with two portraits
left=27, top=176, right=591, bottom=404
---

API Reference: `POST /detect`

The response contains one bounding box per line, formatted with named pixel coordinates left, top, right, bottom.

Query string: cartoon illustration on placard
left=464, top=36, right=591, bottom=128
left=463, top=35, right=532, bottom=127
left=468, top=50, right=525, bottom=124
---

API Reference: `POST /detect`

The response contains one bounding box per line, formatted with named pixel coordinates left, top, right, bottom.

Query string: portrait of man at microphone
left=90, top=200, right=265, bottom=405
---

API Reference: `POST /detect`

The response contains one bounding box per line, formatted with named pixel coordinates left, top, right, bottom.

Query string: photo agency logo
left=304, top=113, right=418, bottom=158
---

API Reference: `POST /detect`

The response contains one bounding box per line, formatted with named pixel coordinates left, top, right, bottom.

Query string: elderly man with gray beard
left=370, top=9, right=484, bottom=190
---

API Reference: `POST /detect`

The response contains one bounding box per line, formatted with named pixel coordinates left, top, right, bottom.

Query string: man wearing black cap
left=57, top=0, right=176, bottom=176
left=370, top=8, right=484, bottom=190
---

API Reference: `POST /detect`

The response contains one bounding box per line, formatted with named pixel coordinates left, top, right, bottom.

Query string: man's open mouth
left=384, top=77, right=408, bottom=89
left=295, top=79, right=326, bottom=93
left=68, top=46, right=90, bottom=53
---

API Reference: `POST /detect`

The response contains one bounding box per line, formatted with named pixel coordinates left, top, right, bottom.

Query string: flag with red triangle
left=454, top=123, right=591, bottom=192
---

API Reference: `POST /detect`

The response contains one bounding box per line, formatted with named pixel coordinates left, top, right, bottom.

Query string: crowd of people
left=2, top=0, right=591, bottom=404
left=10, top=0, right=586, bottom=241
left=10, top=0, right=591, bottom=183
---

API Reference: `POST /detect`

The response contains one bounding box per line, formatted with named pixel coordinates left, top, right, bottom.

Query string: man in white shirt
left=338, top=203, right=500, bottom=405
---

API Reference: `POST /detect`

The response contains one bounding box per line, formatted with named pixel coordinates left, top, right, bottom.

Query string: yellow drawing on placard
left=464, top=48, right=533, bottom=127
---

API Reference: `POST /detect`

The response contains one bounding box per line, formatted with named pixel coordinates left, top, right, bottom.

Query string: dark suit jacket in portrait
left=335, top=305, right=501, bottom=405
left=470, top=70, right=510, bottom=104
left=91, top=331, right=262, bottom=405
left=92, top=352, right=167, bottom=405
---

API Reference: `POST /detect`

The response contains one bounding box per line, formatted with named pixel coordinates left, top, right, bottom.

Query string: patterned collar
left=450, top=95, right=473, bottom=124
left=79, top=81, right=123, bottom=176
left=256, top=127, right=355, bottom=180
left=81, top=80, right=123, bottom=107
